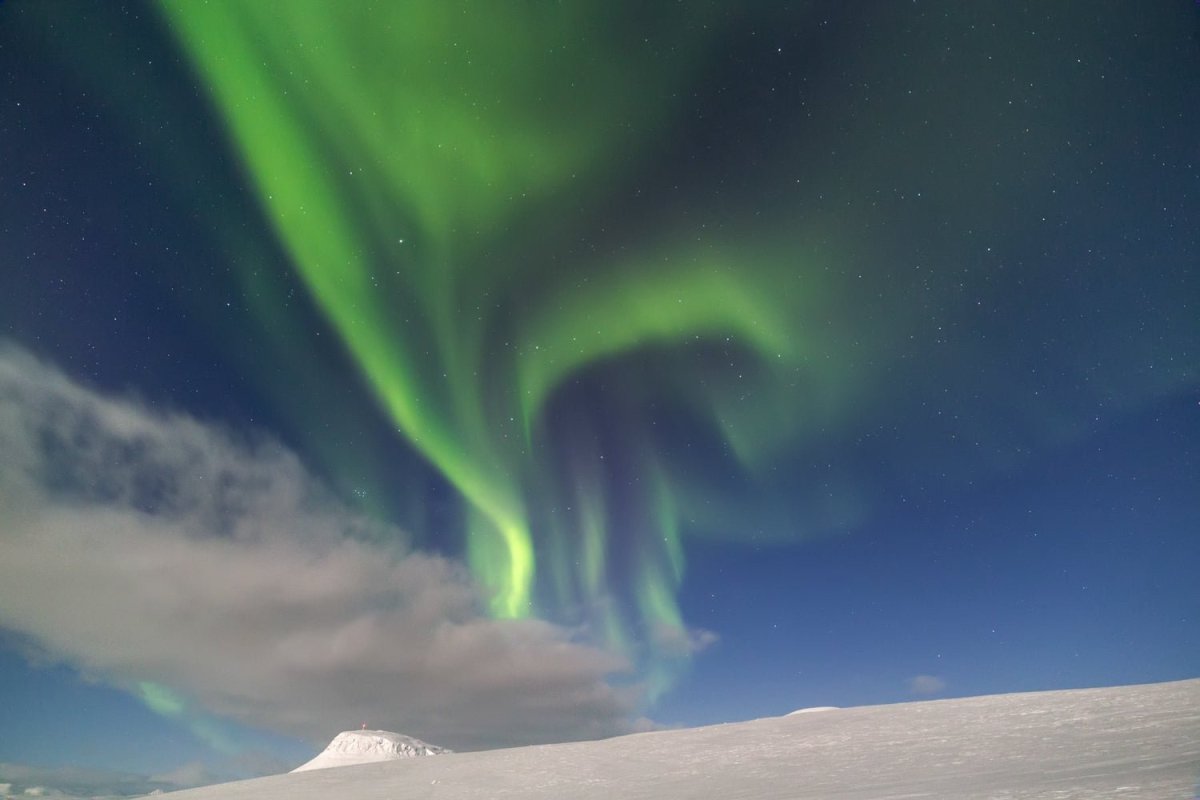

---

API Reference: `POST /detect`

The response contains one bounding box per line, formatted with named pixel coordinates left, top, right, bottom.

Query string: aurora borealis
left=0, top=0, right=1197, bottom=788
left=155, top=0, right=827, bottom=650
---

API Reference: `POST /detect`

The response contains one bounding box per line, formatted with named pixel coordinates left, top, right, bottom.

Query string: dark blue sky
left=0, top=0, right=1197, bottom=789
left=665, top=392, right=1199, bottom=725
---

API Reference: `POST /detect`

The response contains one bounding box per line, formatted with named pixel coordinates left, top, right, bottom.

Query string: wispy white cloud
left=648, top=622, right=718, bottom=658
left=0, top=343, right=639, bottom=752
left=0, top=761, right=192, bottom=798
left=908, top=674, right=946, bottom=696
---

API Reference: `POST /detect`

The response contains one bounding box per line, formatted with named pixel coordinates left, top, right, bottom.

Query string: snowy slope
left=162, top=678, right=1200, bottom=800
left=291, top=730, right=449, bottom=772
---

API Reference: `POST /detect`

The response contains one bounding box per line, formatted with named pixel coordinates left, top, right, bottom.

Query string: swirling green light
left=157, top=0, right=814, bottom=670
left=137, top=682, right=236, bottom=754
left=516, top=250, right=798, bottom=433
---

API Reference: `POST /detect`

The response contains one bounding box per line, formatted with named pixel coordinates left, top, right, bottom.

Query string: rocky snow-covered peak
left=292, top=730, right=451, bottom=772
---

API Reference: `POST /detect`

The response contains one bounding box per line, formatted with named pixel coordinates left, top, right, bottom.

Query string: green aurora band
left=156, top=0, right=852, bottom=690
left=13, top=0, right=1197, bottom=728
left=137, top=682, right=236, bottom=754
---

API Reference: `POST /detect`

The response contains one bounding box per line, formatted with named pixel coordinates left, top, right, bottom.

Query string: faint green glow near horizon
left=137, top=682, right=236, bottom=754
left=157, top=0, right=830, bottom=679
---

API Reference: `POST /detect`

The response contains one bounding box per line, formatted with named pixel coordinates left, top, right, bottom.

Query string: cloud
left=648, top=622, right=718, bottom=658
left=0, top=343, right=639, bottom=752
left=147, top=761, right=226, bottom=789
left=0, top=761, right=187, bottom=798
left=908, top=675, right=947, bottom=696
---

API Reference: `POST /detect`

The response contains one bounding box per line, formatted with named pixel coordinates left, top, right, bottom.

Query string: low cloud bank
left=0, top=344, right=638, bottom=751
left=0, top=761, right=195, bottom=798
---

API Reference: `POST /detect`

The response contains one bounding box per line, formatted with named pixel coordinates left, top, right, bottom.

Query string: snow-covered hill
left=291, top=730, right=449, bottom=772
left=163, top=678, right=1199, bottom=799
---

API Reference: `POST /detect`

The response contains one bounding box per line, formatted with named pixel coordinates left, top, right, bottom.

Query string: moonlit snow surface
left=162, top=679, right=1199, bottom=800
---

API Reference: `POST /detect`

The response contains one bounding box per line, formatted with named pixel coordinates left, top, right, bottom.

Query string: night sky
left=1, top=0, right=1198, bottom=792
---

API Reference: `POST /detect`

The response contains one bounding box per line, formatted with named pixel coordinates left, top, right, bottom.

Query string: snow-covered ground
left=162, top=678, right=1200, bottom=799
